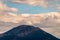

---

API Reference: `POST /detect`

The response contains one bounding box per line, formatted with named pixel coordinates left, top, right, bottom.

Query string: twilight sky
left=0, top=0, right=60, bottom=14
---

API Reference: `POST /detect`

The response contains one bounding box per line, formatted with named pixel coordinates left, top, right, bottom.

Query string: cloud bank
left=0, top=12, right=60, bottom=26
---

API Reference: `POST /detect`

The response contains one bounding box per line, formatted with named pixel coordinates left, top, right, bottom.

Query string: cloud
left=0, top=2, right=9, bottom=11
left=21, top=14, right=31, bottom=17
left=8, top=12, right=18, bottom=16
left=11, top=0, right=60, bottom=12
left=10, top=8, right=18, bottom=12
left=0, top=12, right=60, bottom=25
left=0, top=1, right=18, bottom=12
left=11, top=0, right=48, bottom=7
left=0, top=0, right=18, bottom=23
left=46, top=0, right=60, bottom=12
left=56, top=5, right=60, bottom=12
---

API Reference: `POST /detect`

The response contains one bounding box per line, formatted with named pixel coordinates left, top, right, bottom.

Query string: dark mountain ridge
left=0, top=25, right=60, bottom=40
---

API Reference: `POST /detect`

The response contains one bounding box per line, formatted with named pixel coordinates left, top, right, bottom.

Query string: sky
left=0, top=0, right=60, bottom=38
left=0, top=0, right=60, bottom=14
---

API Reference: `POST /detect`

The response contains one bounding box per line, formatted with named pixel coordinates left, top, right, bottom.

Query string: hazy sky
left=0, top=0, right=60, bottom=14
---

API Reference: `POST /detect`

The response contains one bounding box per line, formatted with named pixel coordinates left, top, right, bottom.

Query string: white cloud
left=10, top=8, right=18, bottom=12
left=21, top=14, right=31, bottom=17
left=8, top=12, right=18, bottom=16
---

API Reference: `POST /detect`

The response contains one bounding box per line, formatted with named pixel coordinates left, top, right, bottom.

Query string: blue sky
left=5, top=2, right=56, bottom=14
left=1, top=0, right=60, bottom=14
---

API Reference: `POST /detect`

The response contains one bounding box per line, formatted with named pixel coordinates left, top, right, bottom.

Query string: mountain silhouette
left=0, top=25, right=60, bottom=40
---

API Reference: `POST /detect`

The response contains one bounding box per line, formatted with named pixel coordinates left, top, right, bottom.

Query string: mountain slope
left=0, top=25, right=60, bottom=40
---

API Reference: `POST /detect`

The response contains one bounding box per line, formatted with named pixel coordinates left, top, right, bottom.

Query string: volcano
left=0, top=25, right=60, bottom=40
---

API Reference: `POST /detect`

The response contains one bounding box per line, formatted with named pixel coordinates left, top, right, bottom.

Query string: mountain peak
left=0, top=25, right=59, bottom=40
